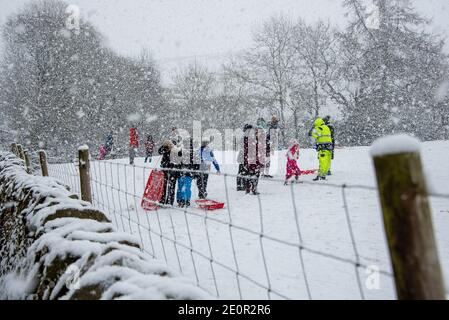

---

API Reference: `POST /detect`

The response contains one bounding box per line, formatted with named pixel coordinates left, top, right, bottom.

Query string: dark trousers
left=144, top=151, right=153, bottom=163
left=237, top=164, right=245, bottom=190
left=129, top=147, right=136, bottom=165
left=243, top=165, right=260, bottom=193
left=197, top=172, right=209, bottom=199
left=161, top=170, right=178, bottom=206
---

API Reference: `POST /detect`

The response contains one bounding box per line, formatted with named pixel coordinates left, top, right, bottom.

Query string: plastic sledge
left=300, top=169, right=317, bottom=175
left=195, top=199, right=225, bottom=211
left=141, top=170, right=165, bottom=211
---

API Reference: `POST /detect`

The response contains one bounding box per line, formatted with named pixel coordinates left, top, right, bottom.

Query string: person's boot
left=327, top=170, right=332, bottom=176
left=313, top=176, right=326, bottom=181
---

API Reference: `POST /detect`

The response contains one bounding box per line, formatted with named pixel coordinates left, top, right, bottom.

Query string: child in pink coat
left=98, top=145, right=107, bottom=160
left=285, top=140, right=301, bottom=185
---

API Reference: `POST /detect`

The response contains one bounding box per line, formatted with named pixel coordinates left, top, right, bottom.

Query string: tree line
left=1, top=0, right=448, bottom=159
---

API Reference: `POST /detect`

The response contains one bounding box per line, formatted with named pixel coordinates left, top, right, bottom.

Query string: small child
left=285, top=140, right=301, bottom=185
left=144, top=135, right=155, bottom=163
left=177, top=138, right=195, bottom=208
left=98, top=145, right=107, bottom=160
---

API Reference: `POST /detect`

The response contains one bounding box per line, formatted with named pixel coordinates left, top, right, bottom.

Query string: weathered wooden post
left=16, top=144, right=24, bottom=160
left=371, top=135, right=445, bottom=300
left=39, top=150, right=49, bottom=177
left=11, top=143, right=18, bottom=156
left=23, top=150, right=32, bottom=174
left=78, top=145, right=92, bottom=203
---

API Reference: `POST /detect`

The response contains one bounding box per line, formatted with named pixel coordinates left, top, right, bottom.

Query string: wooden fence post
left=11, top=143, right=18, bottom=156
left=17, top=144, right=24, bottom=160
left=78, top=146, right=92, bottom=203
left=372, top=137, right=445, bottom=300
left=39, top=150, right=49, bottom=177
left=23, top=150, right=32, bottom=174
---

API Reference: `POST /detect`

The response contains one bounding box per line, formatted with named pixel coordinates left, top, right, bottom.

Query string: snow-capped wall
left=0, top=152, right=209, bottom=300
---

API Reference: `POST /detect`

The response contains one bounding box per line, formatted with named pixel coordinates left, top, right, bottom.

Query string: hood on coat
left=162, top=139, right=173, bottom=148
left=314, top=118, right=325, bottom=127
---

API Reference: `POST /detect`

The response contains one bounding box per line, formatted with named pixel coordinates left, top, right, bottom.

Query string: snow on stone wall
left=0, top=152, right=209, bottom=300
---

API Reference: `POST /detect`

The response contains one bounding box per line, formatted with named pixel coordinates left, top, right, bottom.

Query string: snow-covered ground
left=48, top=141, right=449, bottom=300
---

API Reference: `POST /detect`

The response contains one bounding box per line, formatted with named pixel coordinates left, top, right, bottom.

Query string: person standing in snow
left=237, top=124, right=253, bottom=191
left=170, top=127, right=182, bottom=146
left=158, top=139, right=180, bottom=206
left=144, top=135, right=155, bottom=163
left=256, top=117, right=272, bottom=179
left=322, top=115, right=335, bottom=175
left=265, top=115, right=280, bottom=178
left=105, top=131, right=114, bottom=156
left=284, top=140, right=301, bottom=185
left=242, top=126, right=265, bottom=195
left=197, top=138, right=220, bottom=199
left=98, top=144, right=107, bottom=160
left=176, top=137, right=197, bottom=207
left=129, top=126, right=139, bottom=165
left=310, top=118, right=333, bottom=181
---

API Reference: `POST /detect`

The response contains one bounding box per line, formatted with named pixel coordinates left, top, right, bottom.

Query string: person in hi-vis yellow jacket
left=310, top=118, right=333, bottom=181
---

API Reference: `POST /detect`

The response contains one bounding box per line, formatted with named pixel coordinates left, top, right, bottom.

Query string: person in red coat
left=129, top=126, right=139, bottom=165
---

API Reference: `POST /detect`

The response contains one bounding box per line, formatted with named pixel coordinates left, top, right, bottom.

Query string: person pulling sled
left=284, top=139, right=301, bottom=185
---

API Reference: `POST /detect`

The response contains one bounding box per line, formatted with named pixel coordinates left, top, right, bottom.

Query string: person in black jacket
left=158, top=139, right=180, bottom=206
left=237, top=124, right=253, bottom=190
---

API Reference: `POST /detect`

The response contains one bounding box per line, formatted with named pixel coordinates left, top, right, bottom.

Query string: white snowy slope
left=50, top=140, right=449, bottom=300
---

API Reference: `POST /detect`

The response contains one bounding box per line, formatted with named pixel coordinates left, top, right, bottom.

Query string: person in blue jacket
left=177, top=137, right=197, bottom=208
left=197, top=138, right=220, bottom=199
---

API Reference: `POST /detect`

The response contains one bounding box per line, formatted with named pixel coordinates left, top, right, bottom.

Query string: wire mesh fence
left=45, top=153, right=406, bottom=300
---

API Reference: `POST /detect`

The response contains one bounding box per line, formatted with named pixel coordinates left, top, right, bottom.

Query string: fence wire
left=43, top=153, right=422, bottom=300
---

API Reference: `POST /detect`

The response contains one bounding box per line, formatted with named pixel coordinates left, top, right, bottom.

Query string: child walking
left=285, top=140, right=301, bottom=185
left=177, top=138, right=196, bottom=207
left=144, top=135, right=155, bottom=163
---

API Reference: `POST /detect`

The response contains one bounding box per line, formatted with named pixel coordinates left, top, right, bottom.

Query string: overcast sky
left=1, top=0, right=448, bottom=80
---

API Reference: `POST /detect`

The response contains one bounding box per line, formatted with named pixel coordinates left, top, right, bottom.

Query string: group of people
left=105, top=114, right=335, bottom=208
left=98, top=132, right=114, bottom=160
left=236, top=116, right=280, bottom=195
left=158, top=127, right=220, bottom=208
left=236, top=114, right=336, bottom=193
left=128, top=126, right=156, bottom=165
left=284, top=115, right=335, bottom=184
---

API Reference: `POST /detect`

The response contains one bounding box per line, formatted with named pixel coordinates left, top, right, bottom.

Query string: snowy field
left=48, top=141, right=449, bottom=300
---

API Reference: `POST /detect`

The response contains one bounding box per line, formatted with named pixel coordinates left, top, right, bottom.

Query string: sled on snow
left=141, top=169, right=165, bottom=211
left=195, top=199, right=225, bottom=211
left=300, top=169, right=317, bottom=175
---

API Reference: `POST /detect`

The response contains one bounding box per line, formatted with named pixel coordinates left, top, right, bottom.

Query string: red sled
left=195, top=199, right=225, bottom=211
left=141, top=170, right=165, bottom=211
left=300, top=169, right=317, bottom=175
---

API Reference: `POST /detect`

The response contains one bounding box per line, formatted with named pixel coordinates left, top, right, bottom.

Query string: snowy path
left=48, top=141, right=449, bottom=299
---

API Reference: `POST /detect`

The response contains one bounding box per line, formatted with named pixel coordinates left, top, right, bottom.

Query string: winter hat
left=201, top=138, right=211, bottom=147
left=243, top=124, right=253, bottom=131
left=289, top=139, right=299, bottom=147
left=257, top=118, right=268, bottom=129
left=162, top=139, right=173, bottom=148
